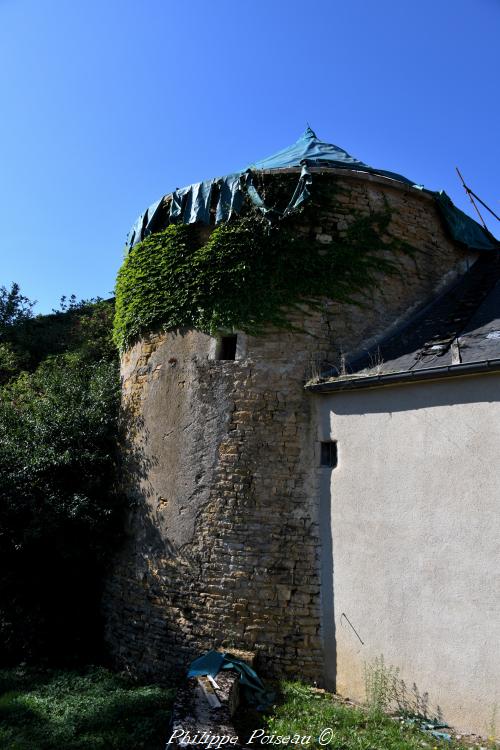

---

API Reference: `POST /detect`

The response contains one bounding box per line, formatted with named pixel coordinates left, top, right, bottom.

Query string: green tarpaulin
left=435, top=191, right=498, bottom=252
left=125, top=129, right=498, bottom=255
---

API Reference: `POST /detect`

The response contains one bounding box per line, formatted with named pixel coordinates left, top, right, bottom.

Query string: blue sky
left=1, top=0, right=499, bottom=312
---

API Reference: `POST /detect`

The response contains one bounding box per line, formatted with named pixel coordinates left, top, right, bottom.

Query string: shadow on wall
left=364, top=655, right=445, bottom=723
left=329, top=372, right=500, bottom=416
left=319, top=465, right=336, bottom=691
left=103, top=403, right=209, bottom=680
left=393, top=678, right=444, bottom=723
left=120, top=407, right=179, bottom=558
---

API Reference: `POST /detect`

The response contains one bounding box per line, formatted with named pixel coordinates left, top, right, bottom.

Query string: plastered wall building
left=104, top=130, right=499, bottom=734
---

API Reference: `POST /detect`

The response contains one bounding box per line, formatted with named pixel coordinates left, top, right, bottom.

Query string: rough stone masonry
left=103, top=169, right=476, bottom=683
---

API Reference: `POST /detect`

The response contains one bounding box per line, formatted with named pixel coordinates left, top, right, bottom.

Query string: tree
left=0, top=290, right=123, bottom=664
left=0, top=283, right=35, bottom=333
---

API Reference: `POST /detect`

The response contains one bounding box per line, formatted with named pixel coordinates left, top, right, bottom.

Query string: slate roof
left=308, top=252, right=500, bottom=392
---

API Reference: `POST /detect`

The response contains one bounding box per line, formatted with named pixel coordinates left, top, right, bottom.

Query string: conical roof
left=125, top=128, right=497, bottom=253
left=247, top=127, right=414, bottom=185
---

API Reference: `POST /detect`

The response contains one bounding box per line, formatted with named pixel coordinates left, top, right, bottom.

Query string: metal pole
left=467, top=187, right=500, bottom=223
left=456, top=167, right=488, bottom=229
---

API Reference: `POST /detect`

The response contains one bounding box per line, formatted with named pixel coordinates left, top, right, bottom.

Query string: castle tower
left=104, top=129, right=484, bottom=682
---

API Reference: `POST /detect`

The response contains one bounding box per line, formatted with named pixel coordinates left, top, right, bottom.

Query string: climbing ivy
left=113, top=210, right=413, bottom=351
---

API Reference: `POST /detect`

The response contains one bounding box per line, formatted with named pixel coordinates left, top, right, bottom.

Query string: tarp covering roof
left=125, top=128, right=498, bottom=255
left=247, top=126, right=415, bottom=185
left=435, top=191, right=498, bottom=252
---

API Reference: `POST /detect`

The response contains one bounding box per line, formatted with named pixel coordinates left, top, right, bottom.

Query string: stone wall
left=103, top=170, right=476, bottom=681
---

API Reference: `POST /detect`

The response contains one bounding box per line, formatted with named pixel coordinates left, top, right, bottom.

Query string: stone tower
left=103, top=129, right=481, bottom=682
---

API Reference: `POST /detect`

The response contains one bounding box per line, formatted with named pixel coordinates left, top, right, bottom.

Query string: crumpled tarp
left=125, top=128, right=498, bottom=256
left=187, top=649, right=275, bottom=710
left=435, top=190, right=498, bottom=252
left=152, top=174, right=245, bottom=233
left=401, top=716, right=451, bottom=742
left=247, top=126, right=415, bottom=185
left=244, top=164, right=313, bottom=219
left=126, top=197, right=162, bottom=249
left=215, top=173, right=245, bottom=223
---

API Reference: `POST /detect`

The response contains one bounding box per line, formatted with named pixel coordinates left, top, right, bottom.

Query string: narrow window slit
left=320, top=441, right=337, bottom=468
left=218, top=335, right=237, bottom=360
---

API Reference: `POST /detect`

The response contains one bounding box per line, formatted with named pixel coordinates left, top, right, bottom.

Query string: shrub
left=0, top=295, right=122, bottom=664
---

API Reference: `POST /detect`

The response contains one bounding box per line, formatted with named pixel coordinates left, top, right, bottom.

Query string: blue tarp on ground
left=125, top=128, right=498, bottom=254
left=187, top=650, right=275, bottom=710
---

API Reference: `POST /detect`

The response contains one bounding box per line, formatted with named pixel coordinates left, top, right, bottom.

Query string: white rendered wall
left=317, top=373, right=500, bottom=734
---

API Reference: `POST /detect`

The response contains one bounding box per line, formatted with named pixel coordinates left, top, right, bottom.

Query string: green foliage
left=260, top=681, right=466, bottom=750
left=0, top=296, right=115, bottom=384
left=114, top=211, right=412, bottom=351
left=0, top=293, right=122, bottom=663
left=0, top=666, right=174, bottom=749
left=0, top=283, right=35, bottom=331
left=364, top=655, right=400, bottom=717
left=0, top=283, right=36, bottom=381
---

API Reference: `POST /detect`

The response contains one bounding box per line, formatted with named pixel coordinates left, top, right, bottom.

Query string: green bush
left=114, top=212, right=411, bottom=351
left=0, top=293, right=122, bottom=664
left=0, top=292, right=115, bottom=384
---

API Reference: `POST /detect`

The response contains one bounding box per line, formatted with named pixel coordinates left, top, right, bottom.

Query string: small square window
left=320, top=441, right=337, bottom=468
left=218, top=335, right=237, bottom=360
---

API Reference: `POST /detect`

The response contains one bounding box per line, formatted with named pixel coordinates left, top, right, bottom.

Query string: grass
left=254, top=681, right=472, bottom=750
left=0, top=666, right=174, bottom=750
left=0, top=668, right=491, bottom=750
